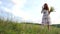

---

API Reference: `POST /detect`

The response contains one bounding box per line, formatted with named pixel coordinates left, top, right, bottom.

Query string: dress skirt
left=42, top=14, right=50, bottom=25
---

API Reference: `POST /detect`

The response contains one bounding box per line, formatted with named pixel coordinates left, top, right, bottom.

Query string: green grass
left=0, top=19, right=60, bottom=34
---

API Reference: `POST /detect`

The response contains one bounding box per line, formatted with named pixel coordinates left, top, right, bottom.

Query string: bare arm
left=41, top=10, right=43, bottom=13
left=41, top=6, right=44, bottom=13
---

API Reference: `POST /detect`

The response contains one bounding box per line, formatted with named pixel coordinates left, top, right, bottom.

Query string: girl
left=41, top=3, right=50, bottom=30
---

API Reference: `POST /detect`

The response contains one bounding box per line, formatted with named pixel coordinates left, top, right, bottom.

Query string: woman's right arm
left=41, top=10, right=43, bottom=13
left=41, top=9, right=44, bottom=13
left=41, top=6, right=44, bottom=13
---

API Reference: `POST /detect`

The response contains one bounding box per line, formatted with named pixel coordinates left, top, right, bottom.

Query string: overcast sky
left=0, top=0, right=60, bottom=24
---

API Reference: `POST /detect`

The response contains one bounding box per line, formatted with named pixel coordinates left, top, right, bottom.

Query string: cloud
left=0, top=1, right=2, bottom=4
left=0, top=0, right=14, bottom=13
left=12, top=0, right=32, bottom=20
left=11, top=0, right=42, bottom=23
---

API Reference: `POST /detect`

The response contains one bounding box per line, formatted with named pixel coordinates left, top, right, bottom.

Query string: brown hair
left=43, top=3, right=49, bottom=11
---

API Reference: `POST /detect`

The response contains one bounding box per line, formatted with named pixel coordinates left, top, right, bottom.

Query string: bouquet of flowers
left=49, top=7, right=55, bottom=14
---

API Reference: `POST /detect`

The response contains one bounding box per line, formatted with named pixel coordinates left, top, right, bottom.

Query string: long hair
left=43, top=3, right=49, bottom=11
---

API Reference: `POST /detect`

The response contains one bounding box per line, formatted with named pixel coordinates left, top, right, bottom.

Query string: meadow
left=0, top=18, right=60, bottom=34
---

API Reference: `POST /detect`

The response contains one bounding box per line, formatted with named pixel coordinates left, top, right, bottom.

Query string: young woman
left=41, top=3, right=50, bottom=30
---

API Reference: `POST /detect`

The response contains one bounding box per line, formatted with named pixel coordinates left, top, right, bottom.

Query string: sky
left=0, top=0, right=60, bottom=24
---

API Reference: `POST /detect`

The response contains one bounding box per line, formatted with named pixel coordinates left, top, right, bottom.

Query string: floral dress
left=41, top=10, right=50, bottom=25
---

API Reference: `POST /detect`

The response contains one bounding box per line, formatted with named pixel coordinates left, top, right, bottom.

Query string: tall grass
left=0, top=18, right=60, bottom=34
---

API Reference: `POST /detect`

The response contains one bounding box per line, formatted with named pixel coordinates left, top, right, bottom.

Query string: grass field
left=0, top=19, right=60, bottom=34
